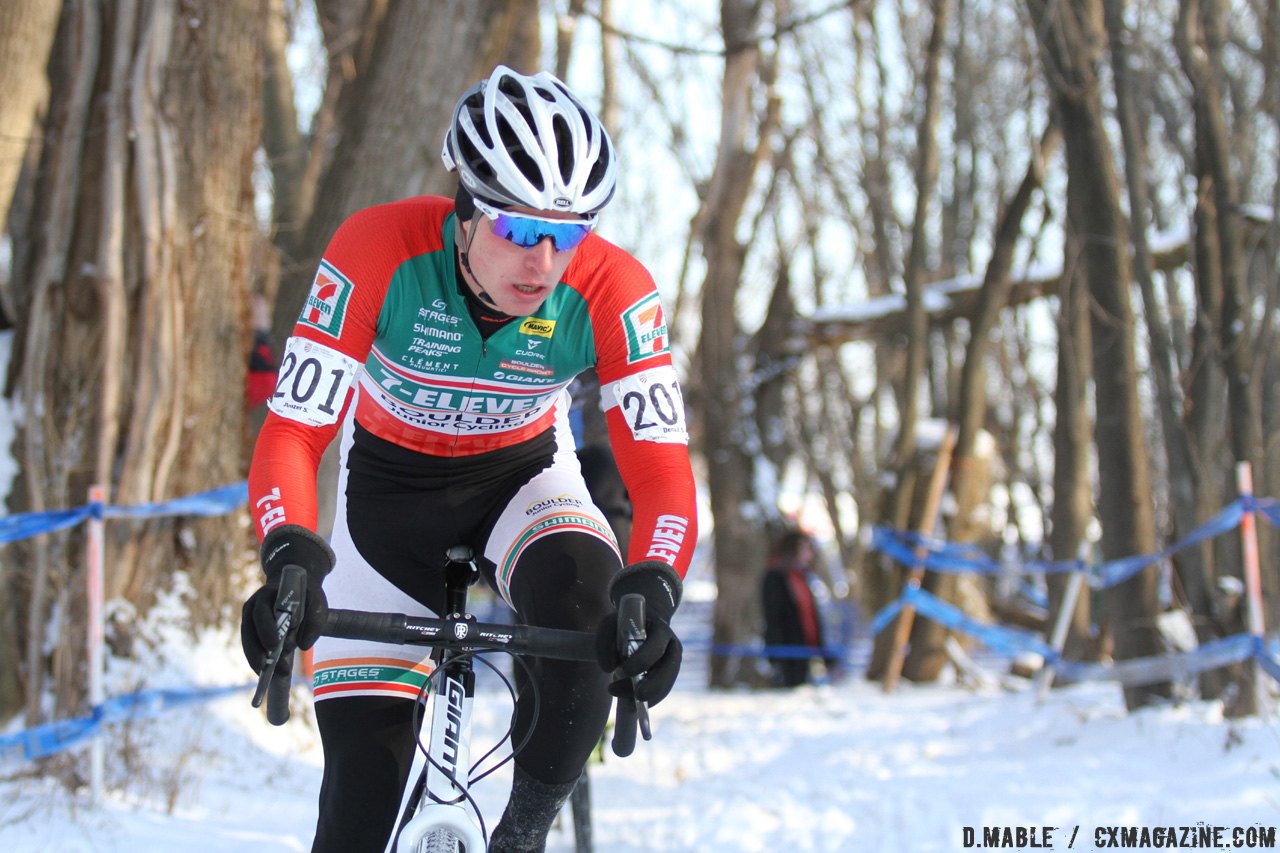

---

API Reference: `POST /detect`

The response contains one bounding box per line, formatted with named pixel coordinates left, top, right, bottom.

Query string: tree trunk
left=940, top=123, right=1065, bottom=671
left=0, top=0, right=62, bottom=247
left=1050, top=260, right=1096, bottom=667
left=698, top=0, right=781, bottom=688
left=1176, top=0, right=1263, bottom=715
left=270, top=0, right=542, bottom=349
left=870, top=0, right=951, bottom=682
left=5, top=0, right=264, bottom=722
left=1104, top=0, right=1224, bottom=696
left=1026, top=0, right=1168, bottom=709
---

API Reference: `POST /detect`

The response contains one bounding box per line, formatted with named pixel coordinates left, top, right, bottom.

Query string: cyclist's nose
left=524, top=237, right=556, bottom=273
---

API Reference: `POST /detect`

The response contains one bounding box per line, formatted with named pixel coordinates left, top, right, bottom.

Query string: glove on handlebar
left=596, top=561, right=683, bottom=706
left=239, top=524, right=334, bottom=673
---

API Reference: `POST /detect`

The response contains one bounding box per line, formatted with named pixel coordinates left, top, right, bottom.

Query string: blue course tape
left=0, top=505, right=95, bottom=544
left=868, top=585, right=1280, bottom=689
left=0, top=481, right=248, bottom=544
left=872, top=497, right=1261, bottom=591
left=102, top=482, right=249, bottom=520
left=900, top=586, right=1059, bottom=660
left=1054, top=634, right=1258, bottom=686
left=0, top=683, right=253, bottom=763
left=1256, top=642, right=1280, bottom=685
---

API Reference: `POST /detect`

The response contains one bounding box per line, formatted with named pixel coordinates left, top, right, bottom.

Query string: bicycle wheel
left=419, top=828, right=463, bottom=853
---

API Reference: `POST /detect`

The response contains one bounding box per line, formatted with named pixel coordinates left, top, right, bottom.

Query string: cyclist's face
left=459, top=206, right=585, bottom=316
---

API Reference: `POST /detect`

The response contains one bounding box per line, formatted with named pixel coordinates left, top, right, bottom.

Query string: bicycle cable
left=404, top=645, right=546, bottom=846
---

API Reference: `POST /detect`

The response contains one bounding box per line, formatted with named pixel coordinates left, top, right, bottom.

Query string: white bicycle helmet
left=442, top=65, right=617, bottom=215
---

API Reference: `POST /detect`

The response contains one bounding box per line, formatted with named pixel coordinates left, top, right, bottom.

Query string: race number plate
left=608, top=364, right=689, bottom=444
left=268, top=337, right=360, bottom=427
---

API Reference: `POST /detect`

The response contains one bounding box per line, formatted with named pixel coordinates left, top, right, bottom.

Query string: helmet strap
left=454, top=201, right=508, bottom=315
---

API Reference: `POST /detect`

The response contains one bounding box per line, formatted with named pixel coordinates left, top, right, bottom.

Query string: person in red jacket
left=761, top=529, right=839, bottom=687
left=245, top=294, right=278, bottom=408
left=240, top=66, right=697, bottom=852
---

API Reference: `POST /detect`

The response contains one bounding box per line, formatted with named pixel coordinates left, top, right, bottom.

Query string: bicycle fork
left=397, top=665, right=486, bottom=851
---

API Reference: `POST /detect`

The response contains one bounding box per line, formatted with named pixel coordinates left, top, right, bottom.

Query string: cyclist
left=241, top=66, right=697, bottom=853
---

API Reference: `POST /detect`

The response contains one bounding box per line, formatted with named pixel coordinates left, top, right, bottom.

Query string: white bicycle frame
left=396, top=663, right=488, bottom=852
left=257, top=560, right=646, bottom=853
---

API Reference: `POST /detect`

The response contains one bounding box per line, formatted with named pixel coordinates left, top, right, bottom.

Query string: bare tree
left=1103, top=0, right=1227, bottom=696
left=1175, top=0, right=1265, bottom=715
left=696, top=0, right=783, bottom=688
left=0, top=0, right=62, bottom=726
left=1026, top=0, right=1168, bottom=709
left=268, top=0, right=542, bottom=351
left=868, top=0, right=953, bottom=682
left=5, top=0, right=265, bottom=722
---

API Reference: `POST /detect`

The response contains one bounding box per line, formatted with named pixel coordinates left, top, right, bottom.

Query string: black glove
left=240, top=524, right=334, bottom=673
left=596, top=561, right=683, bottom=706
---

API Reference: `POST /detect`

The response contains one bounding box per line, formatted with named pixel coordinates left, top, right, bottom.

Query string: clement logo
left=299, top=262, right=353, bottom=338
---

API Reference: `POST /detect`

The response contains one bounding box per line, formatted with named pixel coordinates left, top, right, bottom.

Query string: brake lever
left=622, top=616, right=653, bottom=742
left=611, top=593, right=652, bottom=757
left=251, top=565, right=307, bottom=714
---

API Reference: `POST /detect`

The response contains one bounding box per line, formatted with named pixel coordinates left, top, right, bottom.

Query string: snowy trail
left=3, top=639, right=1278, bottom=853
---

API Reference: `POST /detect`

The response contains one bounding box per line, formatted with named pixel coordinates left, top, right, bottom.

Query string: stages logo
left=299, top=261, right=354, bottom=338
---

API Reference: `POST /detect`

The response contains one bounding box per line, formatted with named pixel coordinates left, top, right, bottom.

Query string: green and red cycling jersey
left=248, top=195, right=697, bottom=577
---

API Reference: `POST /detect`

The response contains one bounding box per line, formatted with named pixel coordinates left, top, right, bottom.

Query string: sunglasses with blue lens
left=472, top=197, right=596, bottom=252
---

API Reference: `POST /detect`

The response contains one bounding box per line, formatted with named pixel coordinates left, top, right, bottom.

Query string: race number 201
left=609, top=364, right=689, bottom=444
left=268, top=337, right=360, bottom=427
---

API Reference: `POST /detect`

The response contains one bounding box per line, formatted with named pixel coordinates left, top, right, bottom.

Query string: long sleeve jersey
left=248, top=196, right=697, bottom=577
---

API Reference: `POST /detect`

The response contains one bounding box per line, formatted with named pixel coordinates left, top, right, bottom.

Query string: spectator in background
left=245, top=293, right=278, bottom=408
left=761, top=529, right=842, bottom=687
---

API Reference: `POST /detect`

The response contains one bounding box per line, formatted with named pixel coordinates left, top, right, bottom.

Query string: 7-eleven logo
left=621, top=293, right=670, bottom=363
left=299, top=262, right=353, bottom=338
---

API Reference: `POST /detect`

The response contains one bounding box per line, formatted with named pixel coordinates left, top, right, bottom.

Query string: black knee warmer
left=312, top=695, right=421, bottom=853
left=505, top=532, right=620, bottom=784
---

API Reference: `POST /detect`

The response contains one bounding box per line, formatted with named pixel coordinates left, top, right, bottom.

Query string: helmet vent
left=552, top=115, right=574, bottom=181
left=498, top=118, right=544, bottom=191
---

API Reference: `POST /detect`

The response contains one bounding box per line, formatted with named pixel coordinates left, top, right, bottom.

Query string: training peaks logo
left=299, top=262, right=354, bottom=338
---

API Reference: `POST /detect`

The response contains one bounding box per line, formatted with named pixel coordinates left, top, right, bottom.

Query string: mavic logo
left=519, top=317, right=556, bottom=338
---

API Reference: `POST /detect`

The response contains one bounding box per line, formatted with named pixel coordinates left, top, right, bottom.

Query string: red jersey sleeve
left=247, top=197, right=452, bottom=541
left=566, top=240, right=699, bottom=578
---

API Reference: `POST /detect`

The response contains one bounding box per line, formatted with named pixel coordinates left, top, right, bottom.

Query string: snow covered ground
left=2, top=607, right=1277, bottom=853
